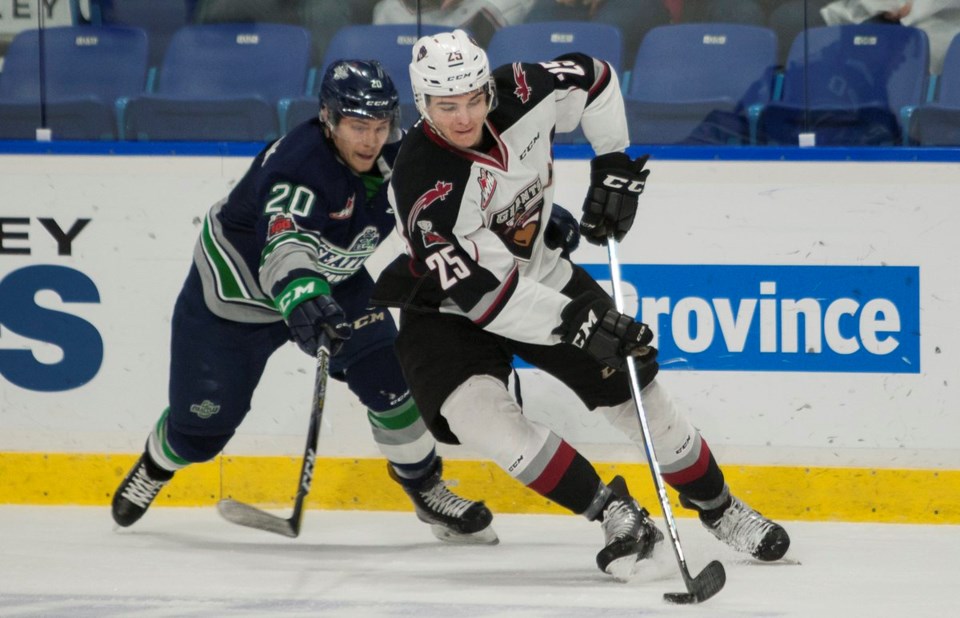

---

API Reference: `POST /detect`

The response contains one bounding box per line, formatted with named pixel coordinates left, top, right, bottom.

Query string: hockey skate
left=596, top=476, right=664, bottom=579
left=683, top=493, right=790, bottom=561
left=111, top=452, right=174, bottom=527
left=390, top=458, right=498, bottom=545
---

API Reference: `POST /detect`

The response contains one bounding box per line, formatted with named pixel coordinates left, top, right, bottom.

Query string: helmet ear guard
left=409, top=29, right=497, bottom=125
left=319, top=59, right=401, bottom=134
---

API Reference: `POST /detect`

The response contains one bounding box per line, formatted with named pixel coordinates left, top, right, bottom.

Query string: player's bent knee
left=597, top=379, right=696, bottom=459
left=441, top=374, right=552, bottom=474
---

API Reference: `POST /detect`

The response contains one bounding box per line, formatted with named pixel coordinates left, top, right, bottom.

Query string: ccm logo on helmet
left=602, top=175, right=645, bottom=193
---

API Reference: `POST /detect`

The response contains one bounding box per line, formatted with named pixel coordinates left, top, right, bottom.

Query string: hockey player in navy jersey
left=372, top=30, right=791, bottom=578
left=111, top=60, right=497, bottom=544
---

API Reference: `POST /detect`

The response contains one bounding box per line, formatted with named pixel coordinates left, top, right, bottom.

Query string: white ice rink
left=1, top=507, right=957, bottom=617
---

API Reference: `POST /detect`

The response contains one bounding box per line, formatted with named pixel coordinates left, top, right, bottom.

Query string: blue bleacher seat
left=758, top=24, right=929, bottom=146
left=281, top=24, right=450, bottom=133
left=485, top=21, right=624, bottom=145
left=71, top=0, right=198, bottom=65
left=0, top=26, right=149, bottom=140
left=123, top=23, right=311, bottom=142
left=908, top=33, right=960, bottom=145
left=625, top=23, right=778, bottom=146
left=485, top=21, right=623, bottom=73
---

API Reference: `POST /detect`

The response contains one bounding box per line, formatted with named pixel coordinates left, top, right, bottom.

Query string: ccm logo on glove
left=555, top=292, right=654, bottom=371
left=601, top=175, right=646, bottom=193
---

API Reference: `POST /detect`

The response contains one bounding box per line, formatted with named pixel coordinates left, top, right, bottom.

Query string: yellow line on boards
left=1, top=453, right=958, bottom=524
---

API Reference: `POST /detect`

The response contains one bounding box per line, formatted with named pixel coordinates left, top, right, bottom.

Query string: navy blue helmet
left=320, top=59, right=400, bottom=129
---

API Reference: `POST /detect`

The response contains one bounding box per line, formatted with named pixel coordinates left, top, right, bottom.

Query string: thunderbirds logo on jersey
left=266, top=213, right=295, bottom=240
left=512, top=63, right=531, bottom=104
left=490, top=177, right=544, bottom=260
left=578, top=264, right=921, bottom=374
left=477, top=169, right=496, bottom=211
left=417, top=220, right=450, bottom=248
left=329, top=194, right=355, bottom=220
left=408, top=180, right=454, bottom=234
left=315, top=226, right=380, bottom=283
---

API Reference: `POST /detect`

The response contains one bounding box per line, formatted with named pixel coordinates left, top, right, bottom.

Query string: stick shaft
left=605, top=238, right=697, bottom=589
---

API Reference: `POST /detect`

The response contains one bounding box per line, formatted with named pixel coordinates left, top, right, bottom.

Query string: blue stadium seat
left=124, top=23, right=311, bottom=141
left=485, top=21, right=624, bottom=145
left=0, top=26, right=149, bottom=140
left=758, top=24, right=929, bottom=146
left=625, top=23, right=778, bottom=145
left=907, top=33, right=960, bottom=145
left=70, top=0, right=198, bottom=65
left=281, top=24, right=451, bottom=133
left=485, top=21, right=623, bottom=72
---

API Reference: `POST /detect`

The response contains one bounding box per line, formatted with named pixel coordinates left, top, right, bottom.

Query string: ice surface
left=0, top=506, right=957, bottom=617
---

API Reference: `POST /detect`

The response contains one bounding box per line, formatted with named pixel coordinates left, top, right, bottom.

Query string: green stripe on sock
left=367, top=399, right=422, bottom=431
left=155, top=408, right=190, bottom=467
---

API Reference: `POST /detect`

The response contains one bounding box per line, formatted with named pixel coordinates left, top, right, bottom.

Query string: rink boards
left=1, top=147, right=958, bottom=522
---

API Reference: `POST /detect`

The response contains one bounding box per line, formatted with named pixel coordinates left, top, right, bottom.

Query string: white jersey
left=372, top=53, right=627, bottom=345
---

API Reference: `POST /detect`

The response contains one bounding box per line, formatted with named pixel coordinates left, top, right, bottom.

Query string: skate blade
left=606, top=539, right=672, bottom=583
left=430, top=523, right=500, bottom=545
left=606, top=553, right=647, bottom=582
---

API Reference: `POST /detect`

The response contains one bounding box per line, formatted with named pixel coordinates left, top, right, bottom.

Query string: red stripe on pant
left=527, top=440, right=577, bottom=495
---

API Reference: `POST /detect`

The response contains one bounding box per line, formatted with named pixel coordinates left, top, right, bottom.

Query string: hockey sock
left=367, top=398, right=437, bottom=484
left=146, top=408, right=191, bottom=473
left=662, top=446, right=727, bottom=508
left=526, top=441, right=604, bottom=515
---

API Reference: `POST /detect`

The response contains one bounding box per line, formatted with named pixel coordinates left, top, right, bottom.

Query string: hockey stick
left=217, top=334, right=331, bottom=538
left=606, top=236, right=726, bottom=604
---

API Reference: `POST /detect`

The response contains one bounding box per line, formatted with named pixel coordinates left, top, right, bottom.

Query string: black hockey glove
left=579, top=152, right=650, bottom=245
left=554, top=292, right=654, bottom=371
left=275, top=277, right=352, bottom=356
left=543, top=204, right=581, bottom=258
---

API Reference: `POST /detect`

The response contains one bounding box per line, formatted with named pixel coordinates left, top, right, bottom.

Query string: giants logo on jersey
left=490, top=177, right=544, bottom=260
left=329, top=194, right=355, bottom=220
left=513, top=63, right=531, bottom=104
left=477, top=169, right=496, bottom=211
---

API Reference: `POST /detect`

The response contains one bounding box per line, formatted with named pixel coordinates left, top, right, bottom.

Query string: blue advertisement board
left=580, top=263, right=920, bottom=373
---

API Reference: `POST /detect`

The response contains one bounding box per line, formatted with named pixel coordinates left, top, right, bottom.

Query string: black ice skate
left=111, top=452, right=175, bottom=527
left=683, top=494, right=790, bottom=561
left=390, top=458, right=498, bottom=545
left=596, top=476, right=664, bottom=579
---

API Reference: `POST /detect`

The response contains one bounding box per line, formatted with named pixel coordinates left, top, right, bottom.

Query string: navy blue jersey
left=192, top=118, right=400, bottom=323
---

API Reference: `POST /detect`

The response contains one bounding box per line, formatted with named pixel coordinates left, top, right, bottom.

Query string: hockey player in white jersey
left=372, top=30, right=791, bottom=578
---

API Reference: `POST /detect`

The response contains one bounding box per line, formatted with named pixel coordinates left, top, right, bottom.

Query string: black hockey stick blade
left=663, top=560, right=726, bottom=604
left=217, top=498, right=301, bottom=538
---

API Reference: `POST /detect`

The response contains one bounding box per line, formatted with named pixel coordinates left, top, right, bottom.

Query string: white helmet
left=409, top=29, right=497, bottom=123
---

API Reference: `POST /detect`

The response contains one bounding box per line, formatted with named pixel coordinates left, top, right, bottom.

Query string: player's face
left=426, top=89, right=488, bottom=149
left=329, top=116, right=392, bottom=173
